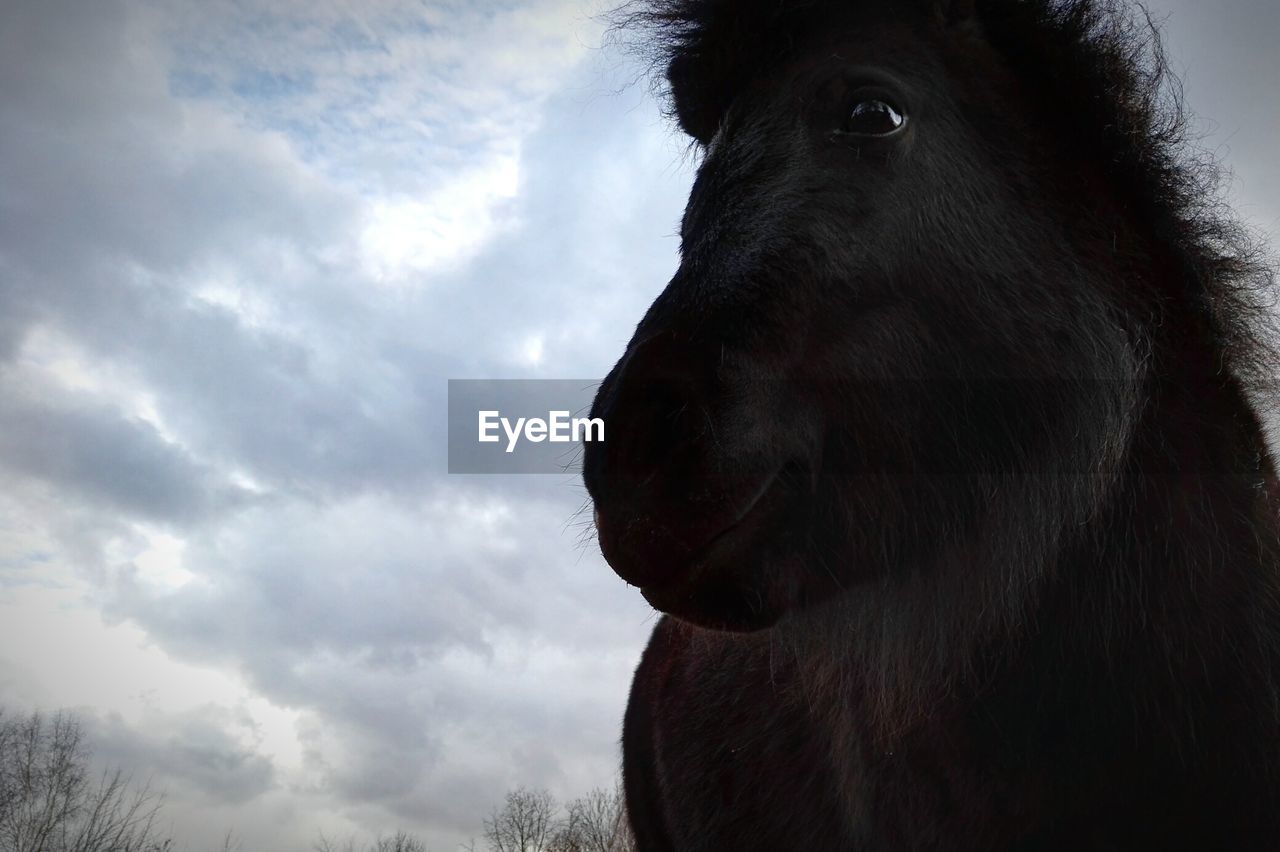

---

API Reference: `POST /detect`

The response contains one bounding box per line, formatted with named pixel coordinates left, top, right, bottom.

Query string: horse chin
left=634, top=477, right=805, bottom=632
left=639, top=564, right=795, bottom=632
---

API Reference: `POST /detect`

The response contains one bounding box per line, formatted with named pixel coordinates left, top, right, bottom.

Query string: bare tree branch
left=483, top=787, right=558, bottom=852
left=0, top=710, right=174, bottom=852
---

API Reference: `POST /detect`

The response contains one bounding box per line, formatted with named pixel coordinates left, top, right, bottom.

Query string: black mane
left=614, top=0, right=1277, bottom=395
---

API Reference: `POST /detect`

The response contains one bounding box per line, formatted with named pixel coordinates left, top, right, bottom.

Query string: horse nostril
left=595, top=332, right=714, bottom=488
left=584, top=330, right=729, bottom=587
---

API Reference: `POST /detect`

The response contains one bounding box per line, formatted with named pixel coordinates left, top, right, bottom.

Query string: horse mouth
left=615, top=460, right=804, bottom=626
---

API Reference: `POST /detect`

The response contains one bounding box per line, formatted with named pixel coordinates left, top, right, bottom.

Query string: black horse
left=582, top=0, right=1280, bottom=848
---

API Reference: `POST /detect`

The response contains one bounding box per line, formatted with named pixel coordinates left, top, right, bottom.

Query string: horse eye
left=844, top=99, right=905, bottom=135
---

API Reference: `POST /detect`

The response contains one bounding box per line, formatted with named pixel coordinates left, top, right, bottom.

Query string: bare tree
left=60, top=770, right=169, bottom=852
left=314, top=833, right=358, bottom=852
left=370, top=831, right=429, bottom=852
left=313, top=833, right=357, bottom=852
left=560, top=786, right=633, bottom=852
left=314, top=830, right=430, bottom=852
left=216, top=832, right=243, bottom=852
left=544, top=811, right=581, bottom=852
left=483, top=787, right=557, bottom=852
left=0, top=709, right=173, bottom=852
left=608, top=809, right=636, bottom=852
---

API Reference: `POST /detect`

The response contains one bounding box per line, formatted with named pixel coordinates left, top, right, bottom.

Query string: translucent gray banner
left=448, top=380, right=603, bottom=474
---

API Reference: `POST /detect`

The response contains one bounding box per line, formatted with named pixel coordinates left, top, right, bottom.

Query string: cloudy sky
left=0, top=0, right=1276, bottom=849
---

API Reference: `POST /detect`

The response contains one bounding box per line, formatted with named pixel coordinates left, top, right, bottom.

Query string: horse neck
left=1047, top=363, right=1280, bottom=698
left=786, top=366, right=1280, bottom=742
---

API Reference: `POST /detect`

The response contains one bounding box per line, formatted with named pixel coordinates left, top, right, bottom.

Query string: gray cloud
left=0, top=377, right=250, bottom=526
left=88, top=707, right=277, bottom=806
